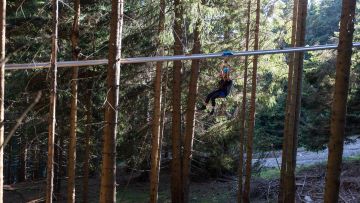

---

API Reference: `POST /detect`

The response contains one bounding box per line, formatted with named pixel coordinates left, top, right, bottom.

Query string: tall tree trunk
left=83, top=86, right=92, bottom=203
left=238, top=1, right=251, bottom=202
left=182, top=10, right=202, bottom=203
left=158, top=62, right=169, bottom=168
left=171, top=0, right=184, bottom=202
left=18, top=136, right=27, bottom=182
left=46, top=0, right=58, bottom=202
left=99, top=0, right=123, bottom=202
left=67, top=0, right=80, bottom=202
left=278, top=1, right=308, bottom=202
left=0, top=0, right=5, bottom=200
left=54, top=132, right=60, bottom=194
left=324, top=1, right=356, bottom=202
left=243, top=0, right=260, bottom=202
left=150, top=0, right=166, bottom=202
left=278, top=0, right=298, bottom=201
left=284, top=1, right=307, bottom=202
left=159, top=65, right=168, bottom=160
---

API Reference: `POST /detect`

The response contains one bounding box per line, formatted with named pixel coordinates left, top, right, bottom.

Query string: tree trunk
left=83, top=87, right=92, bottom=203
left=171, top=0, right=184, bottom=202
left=324, top=1, right=356, bottom=202
left=278, top=0, right=298, bottom=201
left=54, top=132, right=60, bottom=194
left=284, top=1, right=307, bottom=202
left=182, top=11, right=202, bottom=203
left=67, top=0, right=80, bottom=202
left=238, top=1, right=251, bottom=202
left=243, top=0, right=260, bottom=202
left=0, top=0, right=5, bottom=200
left=150, top=0, right=166, bottom=202
left=278, top=1, right=308, bottom=202
left=99, top=0, right=123, bottom=202
left=46, top=0, right=58, bottom=202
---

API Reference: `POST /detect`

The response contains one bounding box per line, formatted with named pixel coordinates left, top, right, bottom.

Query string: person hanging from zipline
left=198, top=59, right=233, bottom=115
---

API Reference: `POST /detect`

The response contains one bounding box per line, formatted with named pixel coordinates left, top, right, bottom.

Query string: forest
left=0, top=0, right=359, bottom=202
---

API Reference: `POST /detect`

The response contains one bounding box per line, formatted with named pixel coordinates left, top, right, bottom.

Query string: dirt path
left=255, top=138, right=360, bottom=168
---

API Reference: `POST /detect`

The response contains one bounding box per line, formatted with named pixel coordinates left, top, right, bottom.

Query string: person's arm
left=219, top=62, right=225, bottom=78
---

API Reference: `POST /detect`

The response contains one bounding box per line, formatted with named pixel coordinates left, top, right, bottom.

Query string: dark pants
left=205, top=89, right=227, bottom=107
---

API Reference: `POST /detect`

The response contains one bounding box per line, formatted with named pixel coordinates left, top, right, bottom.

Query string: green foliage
left=4, top=0, right=360, bottom=182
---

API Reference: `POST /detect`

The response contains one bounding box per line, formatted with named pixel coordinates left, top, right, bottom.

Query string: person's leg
left=209, top=90, right=224, bottom=115
left=199, top=89, right=219, bottom=110
left=205, top=89, right=219, bottom=104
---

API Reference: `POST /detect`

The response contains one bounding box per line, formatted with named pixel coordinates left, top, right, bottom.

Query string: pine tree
left=0, top=2, right=4, bottom=201
left=278, top=0, right=299, bottom=201
left=285, top=1, right=307, bottom=202
left=238, top=1, right=251, bottom=202
left=171, top=0, right=184, bottom=202
left=324, top=0, right=356, bottom=202
left=83, top=86, right=92, bottom=203
left=46, top=0, right=58, bottom=202
left=182, top=5, right=202, bottom=202
left=243, top=0, right=260, bottom=202
left=99, top=0, right=124, bottom=202
left=150, top=0, right=166, bottom=202
left=67, top=0, right=80, bottom=201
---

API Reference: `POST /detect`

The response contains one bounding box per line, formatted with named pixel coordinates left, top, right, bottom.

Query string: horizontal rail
left=5, top=42, right=360, bottom=70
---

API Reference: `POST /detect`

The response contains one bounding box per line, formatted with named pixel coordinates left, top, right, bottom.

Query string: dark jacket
left=218, top=79, right=233, bottom=96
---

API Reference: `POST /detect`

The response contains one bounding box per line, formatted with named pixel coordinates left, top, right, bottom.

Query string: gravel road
left=254, top=138, right=360, bottom=168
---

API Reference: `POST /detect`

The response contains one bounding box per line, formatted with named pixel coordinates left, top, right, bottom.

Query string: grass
left=117, top=189, right=171, bottom=203
left=257, top=154, right=360, bottom=180
left=117, top=189, right=149, bottom=203
left=116, top=180, right=236, bottom=203
left=258, top=168, right=280, bottom=179
left=190, top=190, right=233, bottom=203
left=343, top=154, right=360, bottom=162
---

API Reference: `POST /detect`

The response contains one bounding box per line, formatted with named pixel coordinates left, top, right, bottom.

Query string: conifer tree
left=324, top=0, right=356, bottom=202
left=150, top=0, right=166, bottom=202
left=183, top=5, right=202, bottom=202
left=243, top=0, right=260, bottom=201
left=0, top=0, right=5, bottom=201
left=171, top=0, right=184, bottom=202
left=46, top=0, right=58, bottom=202
left=99, top=0, right=124, bottom=202
left=238, top=1, right=251, bottom=202
left=67, top=0, right=80, bottom=201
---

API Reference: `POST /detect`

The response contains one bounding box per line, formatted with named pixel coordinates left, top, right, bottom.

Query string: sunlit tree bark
left=278, top=0, right=298, bottom=201
left=99, top=0, right=124, bottom=202
left=243, top=0, right=260, bottom=202
left=283, top=1, right=307, bottom=202
left=150, top=0, right=166, bottom=202
left=324, top=1, right=356, bottom=202
left=182, top=8, right=202, bottom=202
left=67, top=0, right=80, bottom=202
left=46, top=0, right=58, bottom=202
left=238, top=1, right=251, bottom=202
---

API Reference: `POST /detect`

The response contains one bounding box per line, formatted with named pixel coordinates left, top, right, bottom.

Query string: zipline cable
left=5, top=42, right=360, bottom=70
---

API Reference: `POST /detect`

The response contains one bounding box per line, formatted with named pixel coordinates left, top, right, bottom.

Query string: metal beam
left=5, top=42, right=360, bottom=70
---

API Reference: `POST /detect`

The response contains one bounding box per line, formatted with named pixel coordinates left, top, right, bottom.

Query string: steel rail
left=5, top=42, right=360, bottom=70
